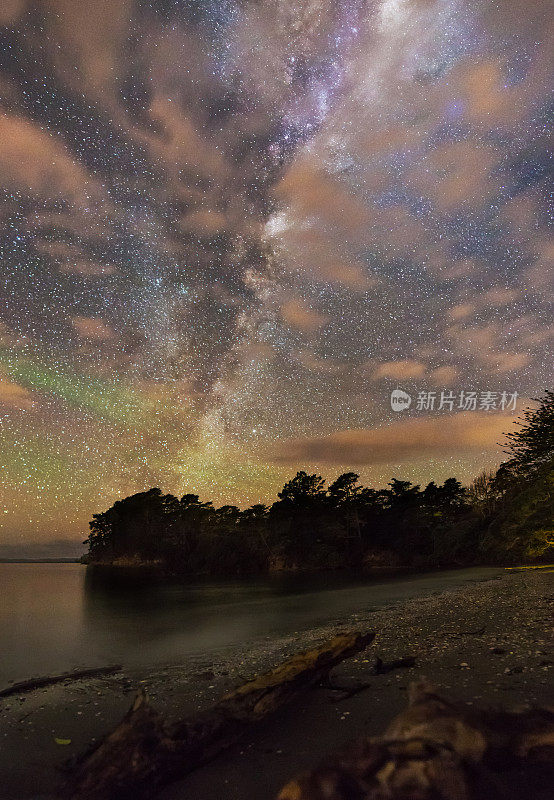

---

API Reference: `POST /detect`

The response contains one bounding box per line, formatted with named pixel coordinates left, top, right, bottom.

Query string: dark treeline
left=85, top=392, right=554, bottom=575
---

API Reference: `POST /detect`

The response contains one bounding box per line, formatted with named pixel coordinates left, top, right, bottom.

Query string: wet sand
left=0, top=569, right=552, bottom=799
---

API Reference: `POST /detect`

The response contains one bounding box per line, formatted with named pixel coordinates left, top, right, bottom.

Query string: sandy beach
left=0, top=568, right=552, bottom=800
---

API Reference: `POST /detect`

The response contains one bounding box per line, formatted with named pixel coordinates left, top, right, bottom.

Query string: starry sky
left=0, top=0, right=552, bottom=552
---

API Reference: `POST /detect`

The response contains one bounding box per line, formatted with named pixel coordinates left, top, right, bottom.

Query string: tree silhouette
left=327, top=472, right=361, bottom=505
left=503, top=390, right=554, bottom=473
left=85, top=402, right=554, bottom=575
left=277, top=471, right=326, bottom=504
left=480, top=392, right=554, bottom=560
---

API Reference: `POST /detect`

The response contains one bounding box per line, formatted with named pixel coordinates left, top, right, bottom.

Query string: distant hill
left=0, top=558, right=80, bottom=563
left=0, top=538, right=85, bottom=561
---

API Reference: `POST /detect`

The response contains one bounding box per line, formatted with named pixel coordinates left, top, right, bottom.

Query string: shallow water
left=0, top=563, right=503, bottom=686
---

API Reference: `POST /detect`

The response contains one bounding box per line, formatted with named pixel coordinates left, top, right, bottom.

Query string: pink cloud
left=0, top=0, right=24, bottom=25
left=429, top=366, right=458, bottom=386
left=407, top=141, right=499, bottom=212
left=72, top=316, right=115, bottom=340
left=269, top=223, right=376, bottom=291
left=180, top=209, right=228, bottom=237
left=448, top=304, right=474, bottom=321
left=0, top=114, right=97, bottom=203
left=271, top=411, right=519, bottom=466
left=0, top=374, right=34, bottom=410
left=38, top=240, right=116, bottom=276
left=373, top=360, right=427, bottom=380
left=280, top=299, right=328, bottom=332
left=489, top=352, right=530, bottom=374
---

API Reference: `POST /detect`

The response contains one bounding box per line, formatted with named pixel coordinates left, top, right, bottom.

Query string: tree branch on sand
left=63, top=631, right=375, bottom=800
left=0, top=665, right=122, bottom=699
left=278, top=679, right=554, bottom=800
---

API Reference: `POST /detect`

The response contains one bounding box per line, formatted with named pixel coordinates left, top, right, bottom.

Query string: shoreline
left=0, top=569, right=552, bottom=799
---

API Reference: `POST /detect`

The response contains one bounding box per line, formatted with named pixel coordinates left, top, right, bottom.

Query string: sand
left=0, top=568, right=552, bottom=799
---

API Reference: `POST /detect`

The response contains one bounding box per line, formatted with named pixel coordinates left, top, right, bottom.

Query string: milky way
left=0, top=0, right=551, bottom=547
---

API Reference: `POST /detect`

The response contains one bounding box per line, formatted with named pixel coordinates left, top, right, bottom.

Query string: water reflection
left=0, top=563, right=503, bottom=686
left=0, top=563, right=87, bottom=684
left=81, top=566, right=351, bottom=666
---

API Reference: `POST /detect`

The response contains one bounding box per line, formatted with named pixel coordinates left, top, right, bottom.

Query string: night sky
left=0, top=0, right=551, bottom=551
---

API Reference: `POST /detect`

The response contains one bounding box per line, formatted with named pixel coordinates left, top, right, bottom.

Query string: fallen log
left=63, top=630, right=375, bottom=800
left=278, top=679, right=554, bottom=800
left=0, top=665, right=123, bottom=699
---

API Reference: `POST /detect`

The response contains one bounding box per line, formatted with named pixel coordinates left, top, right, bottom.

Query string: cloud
left=0, top=0, right=550, bottom=538
left=59, top=261, right=117, bottom=277
left=37, top=241, right=116, bottom=276
left=520, top=323, right=554, bottom=347
left=267, top=0, right=551, bottom=313
left=447, top=288, right=517, bottom=323
left=500, top=191, right=540, bottom=230
left=488, top=351, right=530, bottom=374
left=272, top=157, right=444, bottom=279
left=72, top=316, right=115, bottom=340
left=0, top=0, right=24, bottom=25
left=446, top=322, right=498, bottom=355
left=448, top=304, right=474, bottom=321
left=280, top=298, right=328, bottom=332
left=273, top=159, right=440, bottom=265
left=180, top=209, right=228, bottom=237
left=445, top=322, right=531, bottom=375
left=0, top=374, right=34, bottom=409
left=372, top=361, right=459, bottom=386
left=525, top=240, right=554, bottom=291
left=373, top=360, right=427, bottom=380
left=295, top=350, right=346, bottom=375
left=429, top=366, right=458, bottom=386
left=42, top=0, right=133, bottom=101
left=275, top=160, right=373, bottom=231
left=145, top=96, right=229, bottom=182
left=460, top=61, right=513, bottom=124
left=407, top=141, right=499, bottom=212
left=437, top=260, right=480, bottom=281
left=267, top=219, right=376, bottom=291
left=0, top=114, right=96, bottom=202
left=0, top=320, right=28, bottom=348
left=481, top=287, right=519, bottom=307
left=271, top=410, right=518, bottom=466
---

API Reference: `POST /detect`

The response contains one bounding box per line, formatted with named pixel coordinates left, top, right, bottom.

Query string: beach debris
left=327, top=656, right=416, bottom=700
left=0, top=665, right=123, bottom=700
left=326, top=675, right=372, bottom=701
left=369, top=656, right=416, bottom=675
left=277, top=679, right=554, bottom=799
left=62, top=630, right=375, bottom=800
left=459, top=625, right=486, bottom=636
left=55, top=738, right=72, bottom=746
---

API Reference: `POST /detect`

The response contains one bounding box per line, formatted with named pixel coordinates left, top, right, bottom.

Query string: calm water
left=0, top=563, right=503, bottom=686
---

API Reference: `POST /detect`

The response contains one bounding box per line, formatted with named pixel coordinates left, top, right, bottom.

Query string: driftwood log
left=0, top=665, right=122, bottom=699
left=278, top=679, right=554, bottom=800
left=63, top=630, right=375, bottom=800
